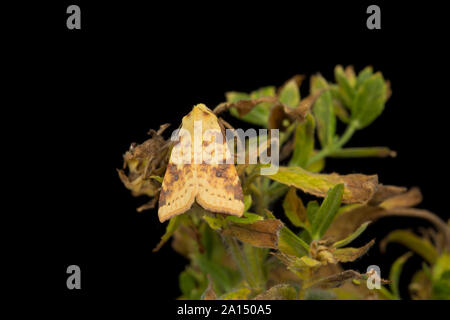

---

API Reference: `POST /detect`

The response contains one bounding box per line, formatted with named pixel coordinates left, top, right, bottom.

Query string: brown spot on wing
left=202, top=140, right=211, bottom=147
left=215, top=164, right=231, bottom=179
left=225, top=181, right=244, bottom=201
left=159, top=187, right=171, bottom=206
left=166, top=163, right=182, bottom=184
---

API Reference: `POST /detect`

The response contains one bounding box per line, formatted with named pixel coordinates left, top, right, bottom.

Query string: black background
left=13, top=0, right=449, bottom=310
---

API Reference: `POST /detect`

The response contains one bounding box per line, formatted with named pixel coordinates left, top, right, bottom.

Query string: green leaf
left=224, top=194, right=257, bottom=224
left=381, top=230, right=438, bottom=264
left=149, top=175, right=163, bottom=183
left=201, top=222, right=227, bottom=261
left=203, top=215, right=224, bottom=230
left=298, top=229, right=312, bottom=244
left=243, top=194, right=252, bottom=212
left=278, top=226, right=310, bottom=257
left=194, top=254, right=238, bottom=294
left=243, top=243, right=268, bottom=290
left=432, top=254, right=450, bottom=283
left=274, top=252, right=321, bottom=279
left=311, top=184, right=344, bottom=240
left=344, top=65, right=357, bottom=87
left=280, top=254, right=321, bottom=269
left=289, top=113, right=315, bottom=168
left=264, top=165, right=378, bottom=204
left=306, top=200, right=319, bottom=226
left=390, top=252, right=413, bottom=299
left=226, top=91, right=250, bottom=102
left=355, top=66, right=374, bottom=90
left=219, top=288, right=252, bottom=300
left=351, top=72, right=387, bottom=129
left=377, top=285, right=398, bottom=300
left=311, top=74, right=336, bottom=148
left=179, top=268, right=207, bottom=299
left=279, top=79, right=300, bottom=108
left=334, top=65, right=355, bottom=109
left=226, top=87, right=276, bottom=127
left=432, top=278, right=450, bottom=300
left=305, top=157, right=325, bottom=173
left=332, top=221, right=371, bottom=248
left=333, top=239, right=375, bottom=262
left=333, top=100, right=350, bottom=123
left=179, top=270, right=197, bottom=298
left=226, top=212, right=263, bottom=224
left=251, top=86, right=277, bottom=99
left=431, top=254, right=450, bottom=299
left=153, top=214, right=183, bottom=252
left=282, top=187, right=308, bottom=228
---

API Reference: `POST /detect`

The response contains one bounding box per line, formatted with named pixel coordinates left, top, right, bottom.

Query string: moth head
left=192, top=103, right=214, bottom=115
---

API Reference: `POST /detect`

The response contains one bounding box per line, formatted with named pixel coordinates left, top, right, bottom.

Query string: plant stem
left=335, top=121, right=357, bottom=149
left=306, top=121, right=357, bottom=167
left=306, top=147, right=329, bottom=167
left=225, top=236, right=258, bottom=289
left=280, top=122, right=297, bottom=143
left=267, top=181, right=289, bottom=203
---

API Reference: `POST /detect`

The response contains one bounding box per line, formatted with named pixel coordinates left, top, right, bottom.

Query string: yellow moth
left=158, top=104, right=244, bottom=222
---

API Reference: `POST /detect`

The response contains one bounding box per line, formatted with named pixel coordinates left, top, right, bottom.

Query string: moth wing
left=158, top=111, right=197, bottom=222
left=196, top=163, right=244, bottom=216
left=158, top=163, right=197, bottom=222
left=192, top=105, right=244, bottom=216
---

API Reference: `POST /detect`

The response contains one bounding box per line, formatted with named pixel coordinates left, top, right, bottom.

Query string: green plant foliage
left=227, top=86, right=276, bottom=126
left=282, top=187, right=308, bottom=229
left=289, top=113, right=315, bottom=168
left=389, top=252, right=413, bottom=299
left=311, top=184, right=344, bottom=240
left=332, top=221, right=371, bottom=248
left=311, top=74, right=335, bottom=148
left=431, top=254, right=450, bottom=299
left=279, top=79, right=301, bottom=108
left=278, top=226, right=310, bottom=257
left=351, top=73, right=387, bottom=129
left=119, top=65, right=450, bottom=300
left=381, top=230, right=438, bottom=264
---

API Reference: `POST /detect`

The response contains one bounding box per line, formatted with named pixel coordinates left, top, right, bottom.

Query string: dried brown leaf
left=379, top=187, right=422, bottom=209
left=277, top=75, right=306, bottom=95
left=308, top=270, right=363, bottom=289
left=222, top=219, right=284, bottom=249
left=137, top=197, right=158, bottom=213
left=117, top=168, right=160, bottom=197
left=325, top=193, right=450, bottom=250
left=119, top=124, right=171, bottom=205
left=369, top=184, right=407, bottom=205
left=253, top=284, right=298, bottom=300
left=268, top=90, right=325, bottom=130
left=213, top=97, right=278, bottom=116
left=202, top=276, right=217, bottom=300
left=333, top=239, right=375, bottom=262
left=266, top=166, right=378, bottom=204
left=282, top=187, right=308, bottom=227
